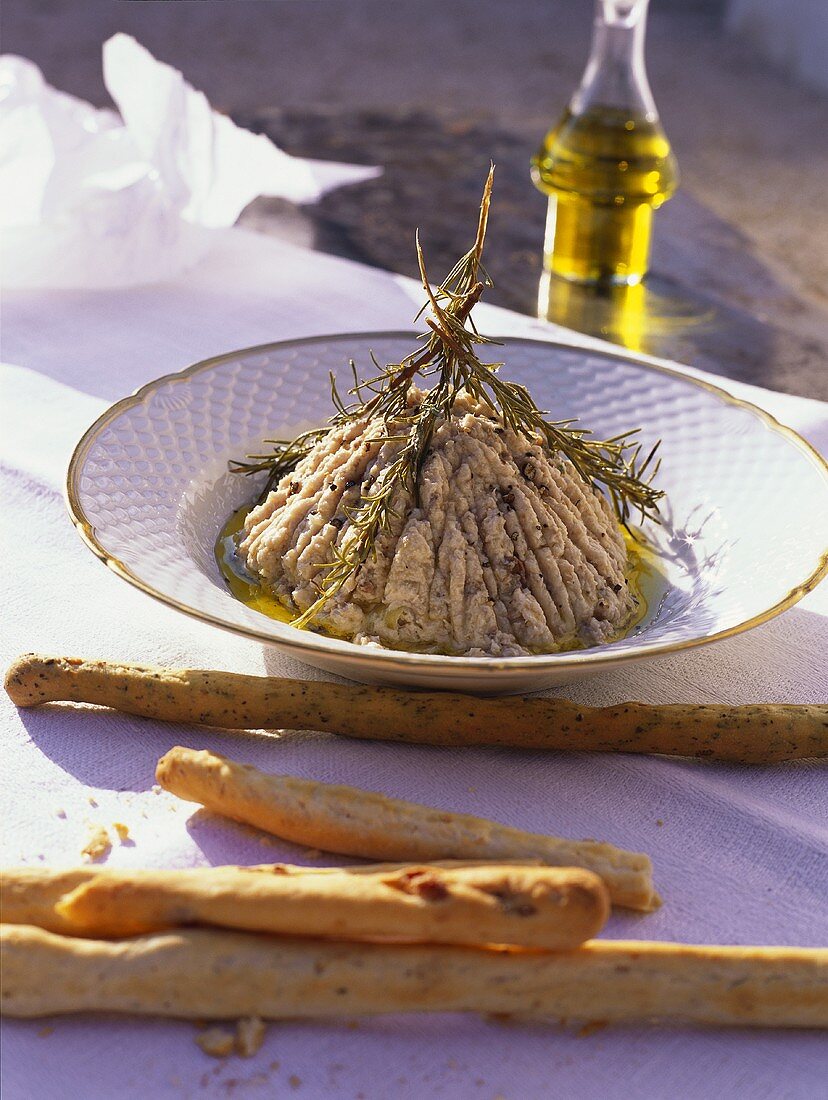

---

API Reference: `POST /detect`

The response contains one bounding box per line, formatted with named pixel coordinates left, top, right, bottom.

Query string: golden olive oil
left=532, top=105, right=678, bottom=286
left=215, top=505, right=296, bottom=625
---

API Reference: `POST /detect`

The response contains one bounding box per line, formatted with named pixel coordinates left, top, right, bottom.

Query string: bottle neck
left=570, top=0, right=657, bottom=120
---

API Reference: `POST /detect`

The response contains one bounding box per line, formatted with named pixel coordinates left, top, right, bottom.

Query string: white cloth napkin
left=1, top=227, right=826, bottom=1100
left=0, top=36, right=378, bottom=289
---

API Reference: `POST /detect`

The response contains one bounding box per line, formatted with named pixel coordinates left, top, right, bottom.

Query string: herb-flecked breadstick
left=52, top=863, right=608, bottom=947
left=5, top=655, right=826, bottom=764
left=156, top=747, right=657, bottom=911
left=3, top=925, right=826, bottom=1028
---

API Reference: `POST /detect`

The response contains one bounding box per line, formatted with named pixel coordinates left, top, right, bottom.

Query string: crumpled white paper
left=0, top=34, right=380, bottom=289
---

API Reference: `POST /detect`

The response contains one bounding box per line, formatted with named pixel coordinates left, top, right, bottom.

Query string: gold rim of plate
left=65, top=333, right=828, bottom=672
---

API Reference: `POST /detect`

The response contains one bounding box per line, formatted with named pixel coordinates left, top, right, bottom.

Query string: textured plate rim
left=65, top=332, right=828, bottom=674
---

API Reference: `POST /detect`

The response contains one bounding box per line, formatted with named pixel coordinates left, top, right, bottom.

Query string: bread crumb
left=38, top=1025, right=54, bottom=1038
left=81, top=825, right=111, bottom=863
left=235, top=1016, right=266, bottom=1057
left=656, top=819, right=664, bottom=827
left=55, top=808, right=66, bottom=819
left=288, top=1075, right=302, bottom=1089
left=112, top=821, right=130, bottom=842
left=197, top=1027, right=235, bottom=1058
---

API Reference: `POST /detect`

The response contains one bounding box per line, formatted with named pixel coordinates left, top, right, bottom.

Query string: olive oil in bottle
left=531, top=0, right=678, bottom=287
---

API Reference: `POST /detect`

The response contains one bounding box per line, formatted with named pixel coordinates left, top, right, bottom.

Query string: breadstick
left=52, top=863, right=607, bottom=947
left=156, top=747, right=657, bottom=911
left=6, top=655, right=826, bottom=764
left=0, top=861, right=542, bottom=936
left=3, top=925, right=826, bottom=1028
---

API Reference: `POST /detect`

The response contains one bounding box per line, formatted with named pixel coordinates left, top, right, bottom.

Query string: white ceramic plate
left=67, top=333, right=828, bottom=693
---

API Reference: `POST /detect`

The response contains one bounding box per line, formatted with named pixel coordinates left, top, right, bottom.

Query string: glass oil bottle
left=531, top=0, right=678, bottom=287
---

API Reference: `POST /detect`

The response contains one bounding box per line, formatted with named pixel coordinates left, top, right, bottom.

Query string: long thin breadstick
left=3, top=925, right=826, bottom=1028
left=0, top=861, right=543, bottom=935
left=156, top=747, right=657, bottom=911
left=5, top=655, right=826, bottom=764
left=40, top=862, right=608, bottom=948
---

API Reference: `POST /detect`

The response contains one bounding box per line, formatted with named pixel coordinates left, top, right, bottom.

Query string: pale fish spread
left=238, top=393, right=636, bottom=656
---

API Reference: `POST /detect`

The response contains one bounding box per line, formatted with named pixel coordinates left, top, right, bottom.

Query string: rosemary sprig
left=230, top=427, right=330, bottom=499
left=232, top=165, right=663, bottom=630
